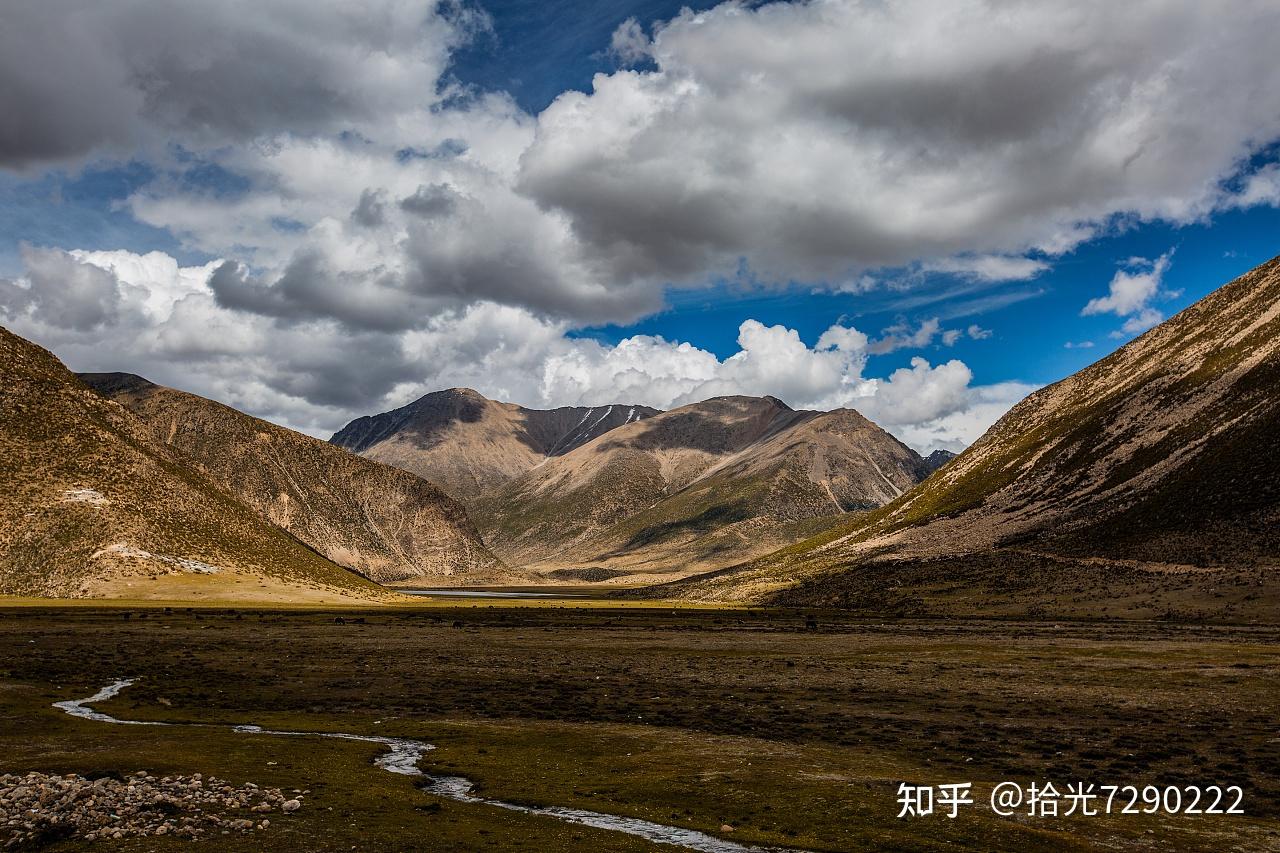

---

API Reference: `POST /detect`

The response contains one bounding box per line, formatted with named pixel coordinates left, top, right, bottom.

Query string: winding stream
left=55, top=680, right=800, bottom=853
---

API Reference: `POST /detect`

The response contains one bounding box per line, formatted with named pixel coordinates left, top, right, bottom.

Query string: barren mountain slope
left=81, top=373, right=509, bottom=586
left=658, top=256, right=1280, bottom=620
left=472, top=396, right=927, bottom=578
left=0, top=327, right=387, bottom=602
left=330, top=388, right=659, bottom=501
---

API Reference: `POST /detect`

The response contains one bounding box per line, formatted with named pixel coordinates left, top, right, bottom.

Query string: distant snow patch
left=92, top=543, right=221, bottom=574
left=62, top=488, right=109, bottom=507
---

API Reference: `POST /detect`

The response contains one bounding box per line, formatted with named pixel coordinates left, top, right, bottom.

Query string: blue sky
left=2, top=1, right=1279, bottom=449
left=574, top=205, right=1280, bottom=388
left=8, top=149, right=1278, bottom=391
left=359, top=0, right=1280, bottom=390
left=450, top=0, right=721, bottom=112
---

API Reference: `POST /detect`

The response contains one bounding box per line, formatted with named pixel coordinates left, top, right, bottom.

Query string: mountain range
left=655, top=255, right=1280, bottom=621
left=470, top=396, right=930, bottom=580
left=331, top=392, right=934, bottom=581
left=4, top=253, right=1279, bottom=618
left=330, top=389, right=660, bottom=501
left=3, top=326, right=934, bottom=598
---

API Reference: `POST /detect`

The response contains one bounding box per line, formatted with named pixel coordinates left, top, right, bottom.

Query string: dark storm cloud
left=520, top=1, right=1280, bottom=285
left=256, top=329, right=425, bottom=410
left=207, top=261, right=290, bottom=319
left=0, top=247, right=121, bottom=330
left=399, top=184, right=459, bottom=218
left=0, top=0, right=477, bottom=169
left=350, top=190, right=389, bottom=229
left=209, top=257, right=432, bottom=333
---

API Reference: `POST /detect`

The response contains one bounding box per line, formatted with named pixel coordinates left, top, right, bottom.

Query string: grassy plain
left=1, top=606, right=1277, bottom=851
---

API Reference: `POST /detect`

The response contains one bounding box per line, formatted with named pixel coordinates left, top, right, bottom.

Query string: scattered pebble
left=0, top=770, right=299, bottom=847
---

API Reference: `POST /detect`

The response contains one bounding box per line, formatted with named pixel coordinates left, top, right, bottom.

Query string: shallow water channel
left=55, top=679, right=801, bottom=853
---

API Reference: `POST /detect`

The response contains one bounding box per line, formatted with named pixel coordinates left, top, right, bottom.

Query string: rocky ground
left=0, top=770, right=301, bottom=848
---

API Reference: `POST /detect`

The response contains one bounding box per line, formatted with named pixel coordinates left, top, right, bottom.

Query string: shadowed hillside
left=0, top=327, right=387, bottom=602
left=648, top=255, right=1280, bottom=621
left=81, top=373, right=510, bottom=586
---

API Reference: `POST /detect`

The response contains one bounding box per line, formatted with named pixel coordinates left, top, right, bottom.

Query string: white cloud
left=3, top=0, right=1280, bottom=337
left=607, top=17, right=652, bottom=66
left=866, top=316, right=994, bottom=352
left=869, top=318, right=941, bottom=354
left=1082, top=251, right=1176, bottom=336
left=1226, top=163, right=1280, bottom=209
left=7, top=0, right=1276, bottom=348
left=1083, top=253, right=1172, bottom=316
left=924, top=255, right=1050, bottom=282
left=0, top=248, right=1024, bottom=453
left=856, top=357, right=973, bottom=428
left=123, top=89, right=666, bottom=327
left=1064, top=340, right=1095, bottom=349
left=888, top=381, right=1040, bottom=454
left=1117, top=307, right=1165, bottom=337
left=69, top=249, right=220, bottom=321
left=8, top=0, right=1280, bottom=459
left=521, top=0, right=1280, bottom=292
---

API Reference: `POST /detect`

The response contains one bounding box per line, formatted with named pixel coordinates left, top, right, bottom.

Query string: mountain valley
left=655, top=256, right=1280, bottom=620
left=4, top=256, right=1280, bottom=615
